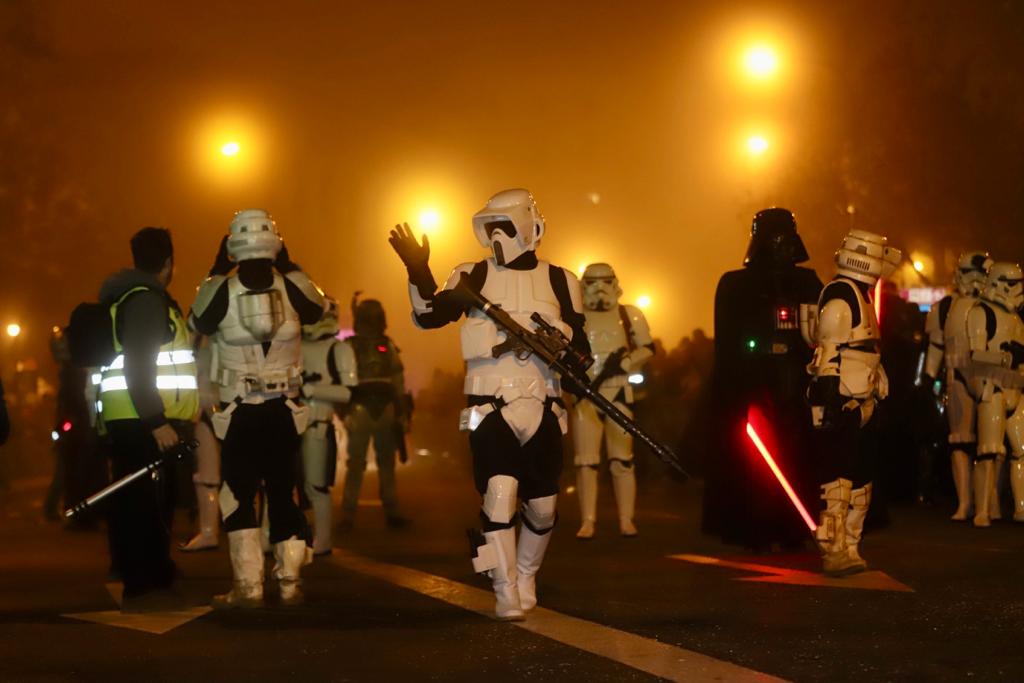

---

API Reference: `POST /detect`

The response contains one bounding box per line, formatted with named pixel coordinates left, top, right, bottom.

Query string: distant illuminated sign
left=902, top=286, right=949, bottom=312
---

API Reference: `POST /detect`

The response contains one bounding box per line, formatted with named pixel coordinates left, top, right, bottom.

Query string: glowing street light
left=913, top=260, right=925, bottom=273
left=636, top=295, right=652, bottom=310
left=220, top=141, right=240, bottom=157
left=418, top=209, right=441, bottom=234
left=747, top=135, right=769, bottom=156
left=6, top=323, right=21, bottom=338
left=743, top=45, right=779, bottom=80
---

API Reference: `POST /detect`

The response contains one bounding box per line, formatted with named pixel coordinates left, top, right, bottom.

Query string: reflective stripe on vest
left=99, top=286, right=199, bottom=422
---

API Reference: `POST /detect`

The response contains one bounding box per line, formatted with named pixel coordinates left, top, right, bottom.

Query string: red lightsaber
left=744, top=418, right=817, bottom=533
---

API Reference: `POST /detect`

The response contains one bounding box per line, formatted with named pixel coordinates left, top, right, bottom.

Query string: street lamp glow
left=418, top=209, right=441, bottom=233
left=6, top=323, right=21, bottom=338
left=743, top=45, right=779, bottom=79
left=913, top=260, right=925, bottom=273
left=636, top=295, right=652, bottom=310
left=747, top=135, right=769, bottom=155
left=220, top=141, right=240, bottom=157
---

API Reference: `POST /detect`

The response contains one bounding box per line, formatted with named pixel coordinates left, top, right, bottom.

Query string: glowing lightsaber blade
left=745, top=421, right=817, bottom=532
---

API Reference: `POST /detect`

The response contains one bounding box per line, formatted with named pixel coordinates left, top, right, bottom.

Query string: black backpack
left=66, top=302, right=118, bottom=368
left=66, top=286, right=152, bottom=368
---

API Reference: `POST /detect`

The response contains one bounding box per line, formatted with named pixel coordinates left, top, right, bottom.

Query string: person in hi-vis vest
left=97, top=227, right=198, bottom=612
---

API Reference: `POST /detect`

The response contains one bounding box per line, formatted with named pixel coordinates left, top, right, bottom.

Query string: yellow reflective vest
left=99, top=287, right=199, bottom=423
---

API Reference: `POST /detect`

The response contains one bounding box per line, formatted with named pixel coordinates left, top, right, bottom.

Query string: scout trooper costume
left=390, top=188, right=589, bottom=620
left=966, top=262, right=1024, bottom=526
left=190, top=209, right=326, bottom=607
left=573, top=263, right=654, bottom=539
left=300, top=298, right=357, bottom=555
left=807, top=229, right=900, bottom=577
left=922, top=251, right=993, bottom=521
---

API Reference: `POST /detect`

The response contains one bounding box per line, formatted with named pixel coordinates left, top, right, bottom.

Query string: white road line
left=330, top=550, right=787, bottom=683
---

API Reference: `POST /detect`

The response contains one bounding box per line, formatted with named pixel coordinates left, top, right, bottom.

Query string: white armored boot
left=950, top=450, right=972, bottom=521
left=844, top=483, right=872, bottom=574
left=817, top=478, right=859, bottom=577
left=516, top=526, right=552, bottom=612
left=973, top=459, right=995, bottom=528
left=180, top=483, right=220, bottom=552
left=485, top=528, right=524, bottom=621
left=517, top=495, right=557, bottom=611
left=212, top=528, right=265, bottom=609
left=1009, top=457, right=1024, bottom=522
left=273, top=536, right=313, bottom=606
left=575, top=466, right=598, bottom=539
left=610, top=460, right=638, bottom=537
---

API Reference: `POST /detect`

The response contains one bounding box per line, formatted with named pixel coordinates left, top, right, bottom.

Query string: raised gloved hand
left=389, top=222, right=436, bottom=294
left=209, top=235, right=234, bottom=276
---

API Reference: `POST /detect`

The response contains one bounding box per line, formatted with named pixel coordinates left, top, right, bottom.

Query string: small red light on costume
left=777, top=307, right=791, bottom=321
left=62, top=421, right=72, bottom=432
left=377, top=345, right=388, bottom=353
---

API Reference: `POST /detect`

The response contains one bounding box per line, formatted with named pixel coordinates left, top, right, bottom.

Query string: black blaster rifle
left=455, top=274, right=688, bottom=479
left=65, top=439, right=199, bottom=519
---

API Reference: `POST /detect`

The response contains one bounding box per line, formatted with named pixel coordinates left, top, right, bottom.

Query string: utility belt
left=462, top=375, right=561, bottom=400
left=459, top=394, right=568, bottom=434
left=216, top=366, right=302, bottom=399
left=209, top=393, right=309, bottom=440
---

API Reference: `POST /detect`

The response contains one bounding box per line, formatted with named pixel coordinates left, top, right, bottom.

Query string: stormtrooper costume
left=179, top=337, right=222, bottom=552
left=190, top=209, right=326, bottom=607
left=572, top=263, right=654, bottom=539
left=300, top=298, right=357, bottom=554
left=390, top=188, right=589, bottom=620
left=807, top=229, right=900, bottom=577
left=922, top=251, right=992, bottom=521
left=965, top=262, right=1024, bottom=526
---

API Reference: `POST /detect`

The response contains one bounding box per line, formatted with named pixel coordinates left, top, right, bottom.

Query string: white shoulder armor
left=191, top=275, right=227, bottom=323
left=284, top=269, right=326, bottom=309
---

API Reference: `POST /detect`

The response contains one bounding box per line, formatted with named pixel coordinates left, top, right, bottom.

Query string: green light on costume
left=746, top=339, right=757, bottom=351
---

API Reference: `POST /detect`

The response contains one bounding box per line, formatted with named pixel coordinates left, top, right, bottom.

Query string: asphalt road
left=1, top=450, right=1022, bottom=682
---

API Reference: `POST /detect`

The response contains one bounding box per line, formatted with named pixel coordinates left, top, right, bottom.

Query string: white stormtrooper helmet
left=581, top=263, right=622, bottom=312
left=834, top=229, right=902, bottom=285
left=227, top=208, right=283, bottom=262
left=471, top=188, right=545, bottom=267
left=982, top=262, right=1024, bottom=312
left=954, top=251, right=993, bottom=297
left=302, top=297, right=340, bottom=340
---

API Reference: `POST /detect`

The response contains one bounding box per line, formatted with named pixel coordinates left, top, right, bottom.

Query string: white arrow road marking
left=669, top=554, right=914, bottom=592
left=62, top=583, right=212, bottom=635
left=330, top=550, right=788, bottom=683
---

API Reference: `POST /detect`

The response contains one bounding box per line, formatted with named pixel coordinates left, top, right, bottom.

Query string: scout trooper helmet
left=227, top=208, right=283, bottom=262
left=581, top=263, right=622, bottom=312
left=953, top=251, right=993, bottom=297
left=835, top=229, right=902, bottom=285
left=471, top=188, right=545, bottom=267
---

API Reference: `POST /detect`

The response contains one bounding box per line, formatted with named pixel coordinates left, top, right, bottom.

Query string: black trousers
left=105, top=420, right=178, bottom=597
left=469, top=403, right=563, bottom=503
left=221, top=399, right=309, bottom=544
left=815, top=407, right=878, bottom=489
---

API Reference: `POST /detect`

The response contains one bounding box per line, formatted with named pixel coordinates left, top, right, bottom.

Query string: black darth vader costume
left=703, top=208, right=823, bottom=551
